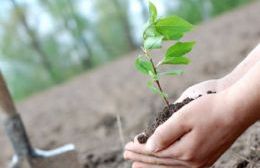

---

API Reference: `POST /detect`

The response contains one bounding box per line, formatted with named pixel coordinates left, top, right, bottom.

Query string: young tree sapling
left=135, top=1, right=196, bottom=143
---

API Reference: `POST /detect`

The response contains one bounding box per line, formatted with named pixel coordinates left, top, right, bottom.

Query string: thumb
left=145, top=111, right=191, bottom=152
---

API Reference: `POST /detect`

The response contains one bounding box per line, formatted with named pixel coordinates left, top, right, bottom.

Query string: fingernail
left=123, top=151, right=128, bottom=159
left=146, top=139, right=157, bottom=152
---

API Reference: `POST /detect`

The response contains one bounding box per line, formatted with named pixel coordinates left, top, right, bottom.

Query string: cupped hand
left=175, top=79, right=223, bottom=103
left=124, top=91, right=253, bottom=168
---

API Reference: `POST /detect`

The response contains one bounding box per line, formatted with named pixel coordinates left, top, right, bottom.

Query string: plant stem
left=149, top=58, right=170, bottom=107
left=142, top=48, right=170, bottom=107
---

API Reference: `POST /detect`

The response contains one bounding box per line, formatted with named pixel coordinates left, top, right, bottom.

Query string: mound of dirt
left=138, top=91, right=216, bottom=144
left=0, top=1, right=260, bottom=168
left=137, top=97, right=196, bottom=144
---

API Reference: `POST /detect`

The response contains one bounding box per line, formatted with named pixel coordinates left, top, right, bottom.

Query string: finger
left=125, top=135, right=188, bottom=159
left=125, top=134, right=153, bottom=155
left=124, top=151, right=187, bottom=166
left=157, top=130, right=198, bottom=160
left=175, top=80, right=218, bottom=103
left=175, top=88, right=201, bottom=103
left=146, top=111, right=191, bottom=152
left=132, top=162, right=172, bottom=168
left=132, top=161, right=188, bottom=168
left=175, top=91, right=194, bottom=103
left=158, top=129, right=223, bottom=165
left=125, top=140, right=152, bottom=155
left=250, top=43, right=260, bottom=56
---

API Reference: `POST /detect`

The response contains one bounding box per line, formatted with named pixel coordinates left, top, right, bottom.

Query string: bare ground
left=0, top=1, right=260, bottom=167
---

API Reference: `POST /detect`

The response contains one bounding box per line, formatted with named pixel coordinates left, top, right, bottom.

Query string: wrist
left=224, top=83, right=260, bottom=128
left=217, top=44, right=260, bottom=92
left=221, top=61, right=260, bottom=125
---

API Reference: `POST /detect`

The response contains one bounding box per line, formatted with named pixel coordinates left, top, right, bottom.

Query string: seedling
left=135, top=1, right=195, bottom=108
left=135, top=1, right=195, bottom=143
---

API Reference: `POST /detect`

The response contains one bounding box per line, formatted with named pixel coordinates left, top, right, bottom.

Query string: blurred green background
left=0, top=0, right=255, bottom=100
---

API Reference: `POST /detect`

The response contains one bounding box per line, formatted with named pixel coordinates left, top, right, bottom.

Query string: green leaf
left=143, top=24, right=161, bottom=39
left=144, top=36, right=163, bottom=49
left=166, top=42, right=195, bottom=58
left=159, top=69, right=184, bottom=76
left=143, top=24, right=163, bottom=49
left=135, top=57, right=153, bottom=75
left=149, top=1, right=157, bottom=23
left=147, top=80, right=168, bottom=97
left=162, top=56, right=190, bottom=65
left=155, top=16, right=193, bottom=40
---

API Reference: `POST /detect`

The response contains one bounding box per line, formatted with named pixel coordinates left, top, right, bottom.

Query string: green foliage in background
left=210, top=0, right=255, bottom=16
left=169, top=0, right=255, bottom=24
left=0, top=0, right=255, bottom=100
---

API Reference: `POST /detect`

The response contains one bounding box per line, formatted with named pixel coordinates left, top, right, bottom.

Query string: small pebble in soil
left=236, top=160, right=249, bottom=168
left=137, top=133, right=149, bottom=144
left=207, top=90, right=217, bottom=94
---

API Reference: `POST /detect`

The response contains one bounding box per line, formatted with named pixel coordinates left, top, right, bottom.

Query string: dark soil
left=236, top=148, right=260, bottom=168
left=138, top=91, right=216, bottom=144
left=237, top=160, right=249, bottom=168
left=137, top=97, right=195, bottom=144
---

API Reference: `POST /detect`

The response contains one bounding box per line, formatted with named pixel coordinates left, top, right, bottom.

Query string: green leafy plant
left=135, top=1, right=195, bottom=107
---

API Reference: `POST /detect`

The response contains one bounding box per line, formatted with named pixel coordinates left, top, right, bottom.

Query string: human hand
left=124, top=44, right=260, bottom=168
left=175, top=79, right=220, bottom=103
left=176, top=44, right=260, bottom=104
left=124, top=90, right=255, bottom=168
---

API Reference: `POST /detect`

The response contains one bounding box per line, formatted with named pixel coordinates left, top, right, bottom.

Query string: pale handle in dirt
left=0, top=71, right=17, bottom=117
left=0, top=71, right=34, bottom=158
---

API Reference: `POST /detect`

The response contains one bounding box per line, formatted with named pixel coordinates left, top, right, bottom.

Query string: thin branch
left=142, top=48, right=170, bottom=107
left=149, top=58, right=170, bottom=107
